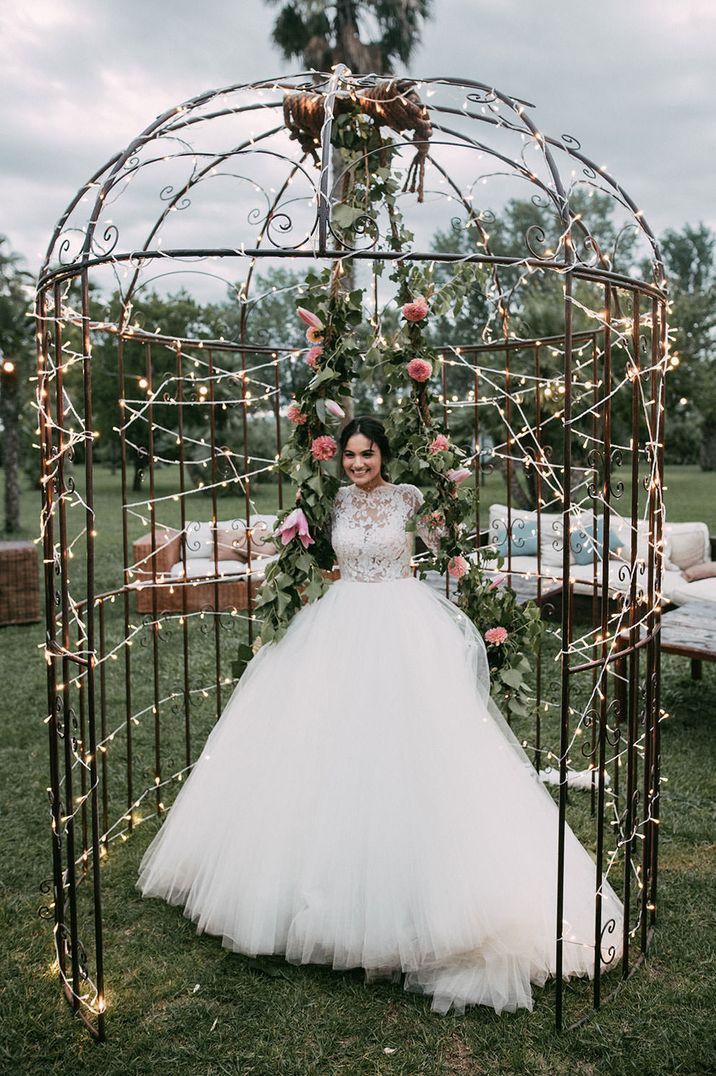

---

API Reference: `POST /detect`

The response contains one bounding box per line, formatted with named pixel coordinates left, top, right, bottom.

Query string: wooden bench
left=658, top=601, right=716, bottom=680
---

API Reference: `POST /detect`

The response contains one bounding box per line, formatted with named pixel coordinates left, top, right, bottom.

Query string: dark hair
left=338, top=415, right=392, bottom=479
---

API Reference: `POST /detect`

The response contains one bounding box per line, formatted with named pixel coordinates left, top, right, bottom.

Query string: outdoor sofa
left=484, top=503, right=716, bottom=607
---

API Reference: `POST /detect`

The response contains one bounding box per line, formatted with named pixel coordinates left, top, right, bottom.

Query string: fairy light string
left=35, top=75, right=669, bottom=1032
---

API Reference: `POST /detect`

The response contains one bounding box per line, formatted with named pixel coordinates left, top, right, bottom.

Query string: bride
left=137, top=414, right=623, bottom=1015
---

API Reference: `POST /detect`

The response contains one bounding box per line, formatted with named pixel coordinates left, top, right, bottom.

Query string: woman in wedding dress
left=137, top=415, right=623, bottom=1015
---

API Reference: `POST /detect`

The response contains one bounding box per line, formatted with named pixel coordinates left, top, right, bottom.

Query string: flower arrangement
left=245, top=95, right=544, bottom=719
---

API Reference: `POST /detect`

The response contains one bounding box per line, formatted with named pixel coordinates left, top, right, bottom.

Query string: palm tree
left=267, top=0, right=433, bottom=74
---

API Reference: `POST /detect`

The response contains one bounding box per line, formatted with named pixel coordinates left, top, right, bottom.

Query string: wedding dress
left=137, top=482, right=624, bottom=1015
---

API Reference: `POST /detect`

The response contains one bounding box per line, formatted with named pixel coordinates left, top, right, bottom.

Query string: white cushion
left=228, top=514, right=278, bottom=559
left=663, top=521, right=710, bottom=570
left=608, top=516, right=674, bottom=571
left=669, top=576, right=716, bottom=607
left=170, top=557, right=248, bottom=579
left=169, top=554, right=279, bottom=580
left=488, top=503, right=565, bottom=566
left=184, top=521, right=223, bottom=560
left=184, top=517, right=278, bottom=560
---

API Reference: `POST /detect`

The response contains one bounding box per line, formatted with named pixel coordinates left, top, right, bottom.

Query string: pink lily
left=297, top=307, right=324, bottom=330
left=447, top=466, right=471, bottom=485
left=489, top=574, right=505, bottom=589
left=277, top=507, right=314, bottom=549
left=325, top=399, right=345, bottom=419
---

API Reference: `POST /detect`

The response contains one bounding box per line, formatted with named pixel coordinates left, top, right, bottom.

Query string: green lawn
left=1, top=465, right=715, bottom=1075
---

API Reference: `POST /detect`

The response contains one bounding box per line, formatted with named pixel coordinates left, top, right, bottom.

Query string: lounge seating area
left=485, top=503, right=716, bottom=607
left=131, top=515, right=280, bottom=614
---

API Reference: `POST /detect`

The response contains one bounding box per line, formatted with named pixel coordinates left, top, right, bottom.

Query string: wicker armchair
left=131, top=526, right=269, bottom=615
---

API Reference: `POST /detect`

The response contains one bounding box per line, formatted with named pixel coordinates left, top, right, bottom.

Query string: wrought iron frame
left=36, top=68, right=668, bottom=1040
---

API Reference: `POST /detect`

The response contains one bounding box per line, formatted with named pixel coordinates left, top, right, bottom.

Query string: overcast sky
left=1, top=0, right=714, bottom=278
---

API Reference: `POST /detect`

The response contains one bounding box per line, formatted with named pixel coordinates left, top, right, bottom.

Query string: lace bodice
left=330, top=482, right=430, bottom=583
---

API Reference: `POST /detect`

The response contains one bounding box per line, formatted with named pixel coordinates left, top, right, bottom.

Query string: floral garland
left=246, top=100, right=544, bottom=717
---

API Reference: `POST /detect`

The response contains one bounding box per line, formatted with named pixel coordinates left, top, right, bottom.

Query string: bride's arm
left=404, top=485, right=443, bottom=554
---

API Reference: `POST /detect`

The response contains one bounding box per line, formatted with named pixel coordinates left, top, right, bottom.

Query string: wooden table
left=659, top=601, right=716, bottom=680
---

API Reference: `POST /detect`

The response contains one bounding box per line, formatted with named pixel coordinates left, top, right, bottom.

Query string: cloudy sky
left=1, top=0, right=714, bottom=278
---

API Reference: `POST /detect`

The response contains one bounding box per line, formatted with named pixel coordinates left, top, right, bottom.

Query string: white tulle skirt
left=137, top=575, right=623, bottom=1015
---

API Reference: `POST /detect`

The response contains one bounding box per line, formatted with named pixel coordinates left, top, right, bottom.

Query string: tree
left=658, top=223, right=716, bottom=469
left=267, top=0, right=433, bottom=74
left=0, top=237, right=34, bottom=532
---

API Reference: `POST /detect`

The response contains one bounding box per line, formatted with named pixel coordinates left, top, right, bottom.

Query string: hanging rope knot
left=283, top=79, right=432, bottom=202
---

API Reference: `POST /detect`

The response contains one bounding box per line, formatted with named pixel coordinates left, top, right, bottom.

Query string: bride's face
left=342, top=433, right=383, bottom=489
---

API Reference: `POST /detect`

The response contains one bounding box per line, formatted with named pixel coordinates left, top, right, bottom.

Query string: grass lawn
left=1, top=464, right=715, bottom=1075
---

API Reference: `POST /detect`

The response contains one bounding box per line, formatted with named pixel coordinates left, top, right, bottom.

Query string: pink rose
left=306, top=325, right=324, bottom=344
left=489, top=574, right=505, bottom=589
left=447, top=555, right=469, bottom=579
left=429, top=434, right=450, bottom=454
left=297, top=307, right=323, bottom=330
left=406, top=357, right=433, bottom=383
left=402, top=296, right=429, bottom=322
left=305, top=345, right=323, bottom=369
left=286, top=403, right=307, bottom=425
left=325, top=399, right=345, bottom=419
left=485, top=626, right=509, bottom=645
left=421, top=511, right=447, bottom=540
left=447, top=466, right=471, bottom=486
left=310, top=435, right=337, bottom=462
left=277, top=507, right=314, bottom=549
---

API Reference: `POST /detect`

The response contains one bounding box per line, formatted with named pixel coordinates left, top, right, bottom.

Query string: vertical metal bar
left=116, top=336, right=134, bottom=830
left=317, top=65, right=346, bottom=253
left=176, top=347, right=191, bottom=768
left=273, top=350, right=283, bottom=510
left=441, top=355, right=450, bottom=597
left=80, top=268, right=105, bottom=1039
left=145, top=343, right=161, bottom=815
left=622, top=291, right=641, bottom=974
left=239, top=305, right=253, bottom=648
left=590, top=334, right=599, bottom=817
left=54, top=292, right=81, bottom=1001
left=504, top=343, right=513, bottom=586
left=555, top=271, right=575, bottom=1030
left=77, top=617, right=89, bottom=871
left=533, top=344, right=543, bottom=771
left=98, top=600, right=109, bottom=851
left=39, top=286, right=70, bottom=994
left=207, top=348, right=222, bottom=718
left=593, top=283, right=613, bottom=1010
left=473, top=363, right=480, bottom=551
left=649, top=297, right=666, bottom=929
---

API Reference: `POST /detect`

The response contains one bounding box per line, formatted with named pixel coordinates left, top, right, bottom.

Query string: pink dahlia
left=306, top=325, right=324, bottom=344
left=485, top=626, right=509, bottom=645
left=447, top=555, right=469, bottom=579
left=297, top=307, right=323, bottom=330
left=429, top=434, right=450, bottom=453
left=402, top=296, right=429, bottom=322
left=310, top=435, right=337, bottom=462
left=277, top=507, right=314, bottom=549
left=325, top=399, right=345, bottom=419
left=447, top=466, right=471, bottom=486
left=286, top=403, right=307, bottom=425
left=406, top=357, right=433, bottom=383
left=305, top=345, right=323, bottom=369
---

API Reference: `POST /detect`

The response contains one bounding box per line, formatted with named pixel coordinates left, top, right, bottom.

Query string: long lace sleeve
left=401, top=484, right=442, bottom=554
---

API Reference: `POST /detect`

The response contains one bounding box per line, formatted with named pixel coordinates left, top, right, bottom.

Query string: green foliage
left=0, top=236, right=35, bottom=473
left=658, top=223, right=716, bottom=469
left=456, top=564, right=545, bottom=717
left=253, top=270, right=365, bottom=645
